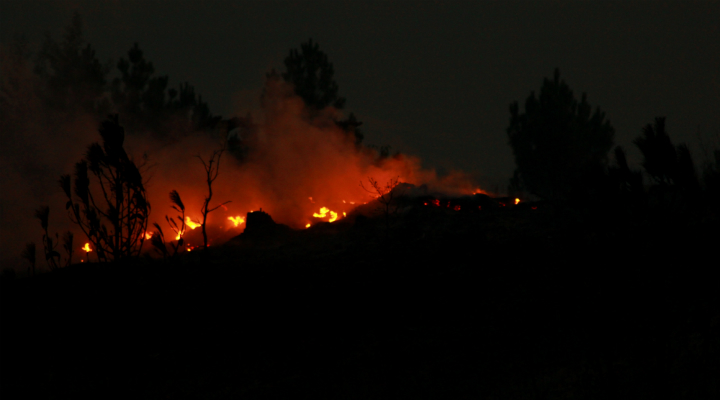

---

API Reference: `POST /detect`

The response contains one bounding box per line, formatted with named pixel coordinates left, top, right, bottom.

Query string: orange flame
left=305, top=223, right=311, bottom=228
left=313, top=207, right=340, bottom=223
left=145, top=231, right=153, bottom=240
left=228, top=216, right=245, bottom=227
left=515, top=198, right=520, bottom=205
left=82, top=243, right=92, bottom=252
left=185, top=217, right=201, bottom=230
left=313, top=207, right=330, bottom=218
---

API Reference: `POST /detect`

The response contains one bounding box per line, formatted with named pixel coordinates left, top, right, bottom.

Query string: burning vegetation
left=4, top=16, right=719, bottom=275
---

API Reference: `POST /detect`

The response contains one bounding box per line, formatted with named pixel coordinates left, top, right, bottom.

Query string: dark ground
left=1, top=203, right=718, bottom=399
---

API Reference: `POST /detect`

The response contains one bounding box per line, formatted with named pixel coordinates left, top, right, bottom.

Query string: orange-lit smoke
left=140, top=80, right=481, bottom=245
left=2, top=69, right=485, bottom=267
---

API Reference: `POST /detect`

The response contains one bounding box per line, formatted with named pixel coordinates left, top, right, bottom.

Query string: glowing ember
left=432, top=199, right=440, bottom=207
left=228, top=216, right=245, bottom=227
left=454, top=205, right=461, bottom=211
left=145, top=231, right=153, bottom=240
left=531, top=206, right=538, bottom=210
left=306, top=223, right=311, bottom=228
left=328, top=211, right=338, bottom=223
left=82, top=243, right=92, bottom=252
left=515, top=198, right=520, bottom=205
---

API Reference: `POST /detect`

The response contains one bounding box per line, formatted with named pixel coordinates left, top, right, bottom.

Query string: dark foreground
left=1, top=205, right=718, bottom=399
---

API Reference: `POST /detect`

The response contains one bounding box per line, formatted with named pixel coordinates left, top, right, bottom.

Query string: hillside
left=1, top=203, right=718, bottom=399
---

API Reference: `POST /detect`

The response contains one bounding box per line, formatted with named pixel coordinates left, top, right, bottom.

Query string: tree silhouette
left=30, top=12, right=221, bottom=135
left=507, top=69, right=614, bottom=200
left=635, top=117, right=700, bottom=195
left=111, top=43, right=220, bottom=135
left=608, top=146, right=644, bottom=195
left=34, top=11, right=109, bottom=114
left=282, top=38, right=345, bottom=111
left=197, top=149, right=231, bottom=249
left=634, top=117, right=677, bottom=186
left=361, top=176, right=405, bottom=233
left=703, top=149, right=720, bottom=202
left=277, top=39, right=363, bottom=145
left=60, top=115, right=150, bottom=261
left=110, top=42, right=167, bottom=126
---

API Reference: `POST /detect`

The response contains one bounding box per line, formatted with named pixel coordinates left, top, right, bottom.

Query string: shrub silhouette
left=20, top=242, right=36, bottom=277
left=60, top=115, right=150, bottom=261
left=151, top=190, right=187, bottom=258
left=34, top=206, right=60, bottom=270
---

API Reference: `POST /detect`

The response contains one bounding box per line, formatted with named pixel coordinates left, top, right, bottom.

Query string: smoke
left=1, top=41, right=104, bottom=274
left=1, top=47, right=478, bottom=274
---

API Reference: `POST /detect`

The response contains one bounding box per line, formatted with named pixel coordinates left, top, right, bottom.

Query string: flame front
left=185, top=217, right=201, bottom=230
left=82, top=243, right=92, bottom=252
left=313, top=207, right=330, bottom=218
left=175, top=217, right=202, bottom=240
left=228, top=216, right=245, bottom=227
left=312, top=207, right=340, bottom=223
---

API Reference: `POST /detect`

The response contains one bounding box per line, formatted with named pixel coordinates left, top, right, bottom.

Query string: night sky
left=2, top=0, right=719, bottom=187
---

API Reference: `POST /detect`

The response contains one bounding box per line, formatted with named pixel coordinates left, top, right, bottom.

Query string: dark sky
left=2, top=0, right=719, bottom=189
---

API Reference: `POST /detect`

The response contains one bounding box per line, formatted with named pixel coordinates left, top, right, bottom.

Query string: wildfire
left=145, top=231, right=153, bottom=240
left=185, top=217, right=201, bottom=230
left=176, top=217, right=202, bottom=240
left=82, top=243, right=92, bottom=252
left=515, top=198, right=520, bottom=205
left=312, top=206, right=339, bottom=223
left=228, top=216, right=245, bottom=227
left=306, top=223, right=311, bottom=228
